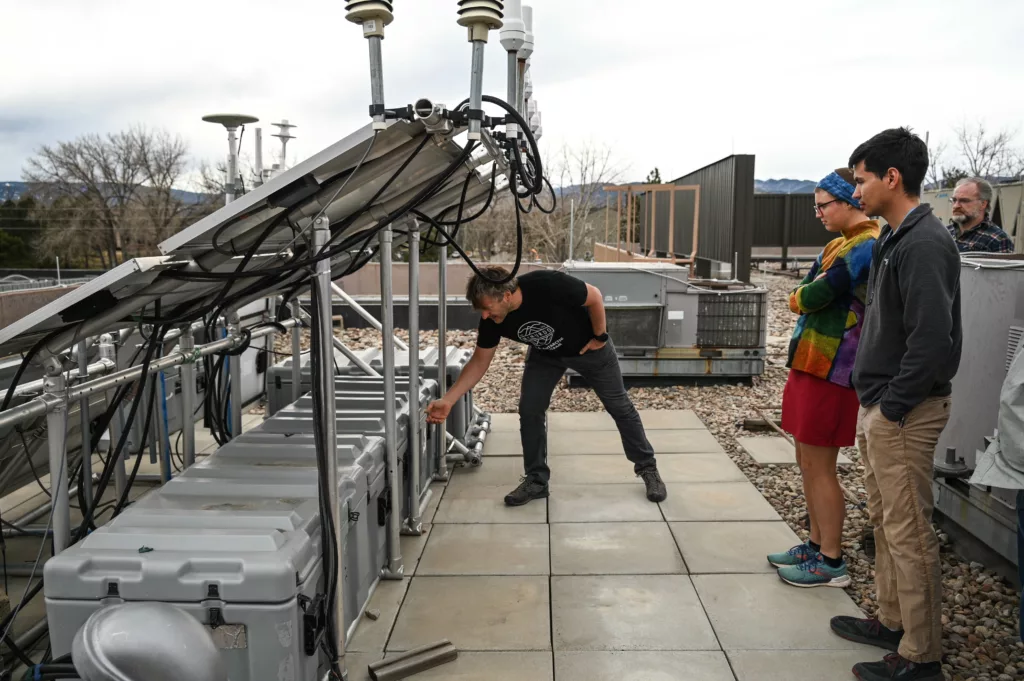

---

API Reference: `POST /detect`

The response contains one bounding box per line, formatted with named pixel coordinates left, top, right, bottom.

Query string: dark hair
left=465, top=266, right=518, bottom=308
left=848, top=127, right=929, bottom=197
left=834, top=167, right=855, bottom=185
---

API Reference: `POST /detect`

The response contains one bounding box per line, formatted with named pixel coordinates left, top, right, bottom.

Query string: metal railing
left=0, top=276, right=95, bottom=293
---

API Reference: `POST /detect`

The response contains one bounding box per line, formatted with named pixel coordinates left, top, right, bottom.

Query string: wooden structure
left=602, top=183, right=700, bottom=269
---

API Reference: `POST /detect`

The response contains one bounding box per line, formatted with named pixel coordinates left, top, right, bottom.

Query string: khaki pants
left=857, top=396, right=951, bottom=663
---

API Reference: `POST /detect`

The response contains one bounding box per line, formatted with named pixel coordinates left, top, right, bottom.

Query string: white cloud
left=2, top=0, right=1023, bottom=183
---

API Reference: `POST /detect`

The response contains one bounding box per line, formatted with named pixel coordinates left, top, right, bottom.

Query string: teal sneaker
left=777, top=554, right=852, bottom=588
left=766, top=542, right=815, bottom=568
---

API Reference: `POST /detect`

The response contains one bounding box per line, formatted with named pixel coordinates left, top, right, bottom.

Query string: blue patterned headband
left=816, top=171, right=860, bottom=208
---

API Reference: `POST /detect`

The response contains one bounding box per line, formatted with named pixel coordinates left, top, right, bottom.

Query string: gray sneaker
left=504, top=478, right=549, bottom=506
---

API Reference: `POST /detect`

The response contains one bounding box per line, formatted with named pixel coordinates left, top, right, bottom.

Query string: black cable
left=1, top=632, right=34, bottom=669
left=15, top=429, right=49, bottom=498
left=73, top=322, right=164, bottom=537
left=534, top=175, right=557, bottom=214
left=0, top=327, right=66, bottom=414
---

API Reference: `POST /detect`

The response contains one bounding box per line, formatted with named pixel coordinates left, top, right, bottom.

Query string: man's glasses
left=949, top=197, right=978, bottom=205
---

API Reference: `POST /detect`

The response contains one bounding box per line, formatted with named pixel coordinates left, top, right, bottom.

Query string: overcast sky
left=2, top=0, right=1023, bottom=186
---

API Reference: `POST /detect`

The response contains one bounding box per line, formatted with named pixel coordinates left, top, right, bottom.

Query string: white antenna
left=517, top=5, right=534, bottom=117
left=457, top=0, right=505, bottom=141
left=202, top=113, right=259, bottom=204
left=346, top=1, right=395, bottom=130
left=271, top=119, right=297, bottom=173
left=500, top=0, right=526, bottom=138
left=254, top=128, right=264, bottom=187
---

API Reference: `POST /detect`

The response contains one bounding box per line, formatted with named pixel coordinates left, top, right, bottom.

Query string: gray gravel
left=273, top=269, right=1022, bottom=679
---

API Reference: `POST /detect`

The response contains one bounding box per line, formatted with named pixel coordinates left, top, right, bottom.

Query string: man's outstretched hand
left=426, top=399, right=453, bottom=424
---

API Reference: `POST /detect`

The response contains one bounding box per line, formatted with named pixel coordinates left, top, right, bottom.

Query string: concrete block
left=658, top=483, right=781, bottom=522
left=418, top=524, right=549, bottom=576
left=552, top=575, right=718, bottom=651
left=692, top=573, right=870, bottom=651
left=388, top=576, right=550, bottom=652
left=669, top=522, right=800, bottom=574
left=550, top=522, right=686, bottom=575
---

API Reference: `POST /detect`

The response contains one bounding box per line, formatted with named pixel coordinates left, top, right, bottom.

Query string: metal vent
left=605, top=307, right=662, bottom=349
left=1006, top=325, right=1024, bottom=372
left=696, top=292, right=767, bottom=348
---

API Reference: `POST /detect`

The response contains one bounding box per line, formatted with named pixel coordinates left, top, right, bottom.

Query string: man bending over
left=426, top=266, right=666, bottom=506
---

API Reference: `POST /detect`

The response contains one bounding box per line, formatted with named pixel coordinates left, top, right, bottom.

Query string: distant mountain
left=1, top=181, right=209, bottom=204
left=755, top=178, right=816, bottom=194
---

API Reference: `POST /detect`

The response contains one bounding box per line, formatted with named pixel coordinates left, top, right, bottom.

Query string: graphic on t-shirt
left=518, top=321, right=562, bottom=351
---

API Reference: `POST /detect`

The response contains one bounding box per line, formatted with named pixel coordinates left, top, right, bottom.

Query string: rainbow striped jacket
left=787, top=221, right=880, bottom=388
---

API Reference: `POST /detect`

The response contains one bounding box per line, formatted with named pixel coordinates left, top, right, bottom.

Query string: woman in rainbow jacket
left=768, top=168, right=879, bottom=588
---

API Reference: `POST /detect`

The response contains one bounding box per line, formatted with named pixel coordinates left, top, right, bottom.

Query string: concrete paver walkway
left=346, top=409, right=878, bottom=680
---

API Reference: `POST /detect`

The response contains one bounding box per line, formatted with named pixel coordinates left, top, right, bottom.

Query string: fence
left=751, top=193, right=831, bottom=259
left=635, top=155, right=756, bottom=281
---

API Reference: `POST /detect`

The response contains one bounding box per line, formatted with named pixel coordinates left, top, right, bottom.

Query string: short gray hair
left=465, top=266, right=518, bottom=308
left=956, top=176, right=994, bottom=212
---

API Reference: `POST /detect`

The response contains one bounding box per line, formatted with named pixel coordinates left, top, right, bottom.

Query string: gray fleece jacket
left=851, top=203, right=962, bottom=422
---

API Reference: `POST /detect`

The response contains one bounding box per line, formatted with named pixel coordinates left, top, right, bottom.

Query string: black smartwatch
left=594, top=332, right=609, bottom=342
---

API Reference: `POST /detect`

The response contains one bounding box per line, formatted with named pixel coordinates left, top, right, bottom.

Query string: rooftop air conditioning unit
left=560, top=261, right=767, bottom=381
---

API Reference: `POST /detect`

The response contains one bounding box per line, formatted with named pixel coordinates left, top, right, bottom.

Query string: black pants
left=518, top=341, right=656, bottom=484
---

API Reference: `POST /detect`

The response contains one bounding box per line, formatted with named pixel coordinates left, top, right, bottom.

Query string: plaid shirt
left=947, top=219, right=1014, bottom=253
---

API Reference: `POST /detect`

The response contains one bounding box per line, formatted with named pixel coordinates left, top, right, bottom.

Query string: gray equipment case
left=44, top=455, right=370, bottom=681
left=266, top=346, right=475, bottom=443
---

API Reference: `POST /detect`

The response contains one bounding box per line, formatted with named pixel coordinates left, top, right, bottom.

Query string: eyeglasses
left=813, top=199, right=839, bottom=215
left=949, top=197, right=979, bottom=205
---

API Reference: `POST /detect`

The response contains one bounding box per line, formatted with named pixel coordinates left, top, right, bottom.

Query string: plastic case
left=266, top=347, right=475, bottom=444
left=44, top=466, right=366, bottom=681
left=229, top=431, right=390, bottom=587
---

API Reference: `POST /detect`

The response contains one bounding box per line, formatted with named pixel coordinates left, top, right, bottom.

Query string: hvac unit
left=559, top=261, right=768, bottom=380
left=933, top=254, right=1024, bottom=572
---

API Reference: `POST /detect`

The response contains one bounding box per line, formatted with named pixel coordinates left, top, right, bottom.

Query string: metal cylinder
left=331, top=282, right=408, bottom=351
left=226, top=127, right=238, bottom=204
left=43, top=368, right=71, bottom=554
left=367, top=639, right=457, bottom=680
left=155, top=371, right=171, bottom=482
left=228, top=312, right=243, bottom=439
left=380, top=227, right=404, bottom=578
left=313, top=217, right=347, bottom=671
left=76, top=340, right=93, bottom=513
left=369, top=36, right=386, bottom=130
left=291, top=302, right=303, bottom=403
left=468, top=40, right=486, bottom=140
left=99, top=335, right=128, bottom=497
left=254, top=128, right=264, bottom=188
left=332, top=335, right=380, bottom=378
left=506, top=50, right=519, bottom=139
left=435, top=243, right=450, bottom=481
left=180, top=327, right=197, bottom=467
left=404, top=225, right=422, bottom=535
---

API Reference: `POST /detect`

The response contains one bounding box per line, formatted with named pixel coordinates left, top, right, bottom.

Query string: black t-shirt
left=476, top=270, right=594, bottom=357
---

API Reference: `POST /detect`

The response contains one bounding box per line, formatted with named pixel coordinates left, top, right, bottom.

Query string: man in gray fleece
left=827, top=127, right=962, bottom=681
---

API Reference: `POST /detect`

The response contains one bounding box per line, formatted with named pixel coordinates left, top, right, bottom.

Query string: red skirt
left=781, top=369, right=860, bottom=447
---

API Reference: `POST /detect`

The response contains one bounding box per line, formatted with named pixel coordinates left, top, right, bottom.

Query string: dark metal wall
left=638, top=155, right=756, bottom=282
left=752, top=194, right=831, bottom=250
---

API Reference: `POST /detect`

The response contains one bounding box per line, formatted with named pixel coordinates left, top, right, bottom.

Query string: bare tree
left=525, top=141, right=622, bottom=261
left=954, top=121, right=1024, bottom=179
left=925, top=140, right=948, bottom=190
left=23, top=126, right=203, bottom=266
